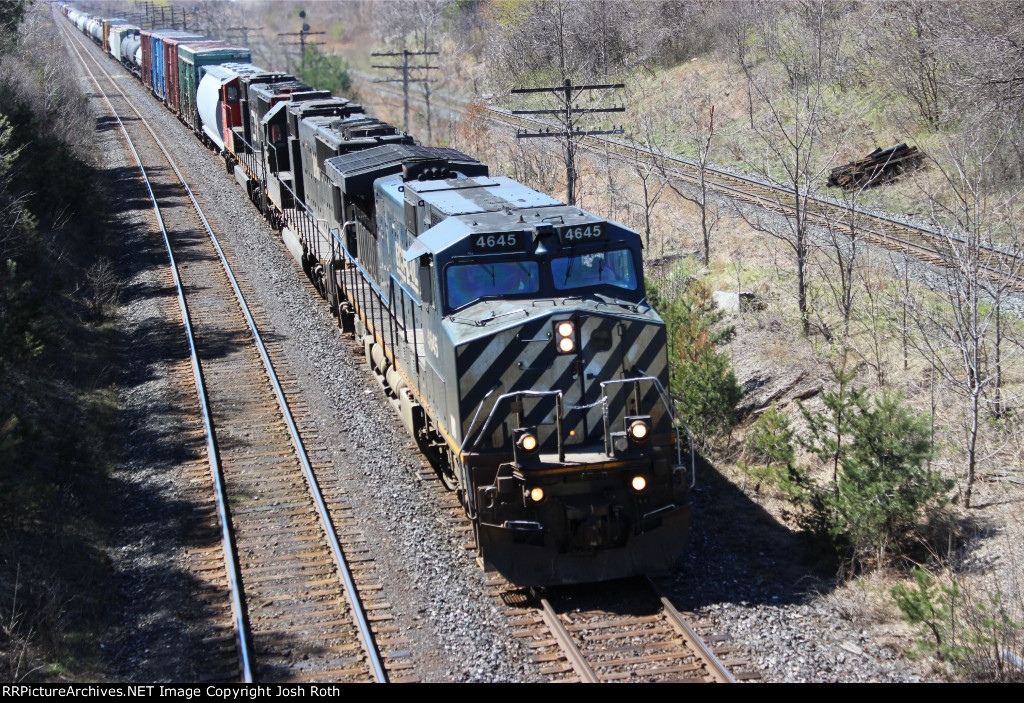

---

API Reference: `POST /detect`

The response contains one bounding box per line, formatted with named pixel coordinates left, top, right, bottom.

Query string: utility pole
left=224, top=25, right=259, bottom=47
left=372, top=48, right=438, bottom=133
left=512, top=79, right=625, bottom=206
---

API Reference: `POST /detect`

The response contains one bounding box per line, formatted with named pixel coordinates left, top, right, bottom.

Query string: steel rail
left=533, top=592, right=599, bottom=683
left=57, top=17, right=256, bottom=683
left=61, top=17, right=388, bottom=683
left=647, top=578, right=736, bottom=683
left=491, top=105, right=1024, bottom=284
left=531, top=579, right=736, bottom=683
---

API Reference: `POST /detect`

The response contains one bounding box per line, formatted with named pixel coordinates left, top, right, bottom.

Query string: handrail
left=463, top=373, right=694, bottom=488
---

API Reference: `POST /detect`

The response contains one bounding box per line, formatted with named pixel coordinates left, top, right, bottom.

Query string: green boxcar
left=178, top=43, right=252, bottom=133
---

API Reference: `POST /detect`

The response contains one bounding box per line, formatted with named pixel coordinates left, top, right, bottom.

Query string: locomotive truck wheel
left=439, top=467, right=459, bottom=491
left=312, top=263, right=327, bottom=299
left=338, top=303, right=355, bottom=333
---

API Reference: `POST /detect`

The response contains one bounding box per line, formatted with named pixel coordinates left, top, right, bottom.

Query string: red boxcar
left=140, top=29, right=154, bottom=90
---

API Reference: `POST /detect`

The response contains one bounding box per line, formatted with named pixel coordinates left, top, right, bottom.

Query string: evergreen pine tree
left=648, top=269, right=742, bottom=449
left=799, top=349, right=864, bottom=484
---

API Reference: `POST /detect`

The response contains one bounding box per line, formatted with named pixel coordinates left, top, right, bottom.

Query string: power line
left=512, top=78, right=625, bottom=207
left=372, top=48, right=438, bottom=132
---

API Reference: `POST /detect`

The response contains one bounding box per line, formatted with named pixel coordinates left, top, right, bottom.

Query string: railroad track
left=358, top=74, right=1023, bottom=292
left=385, top=439, right=752, bottom=684
left=60, top=18, right=414, bottom=683
left=354, top=377, right=752, bottom=683
left=499, top=577, right=755, bottom=683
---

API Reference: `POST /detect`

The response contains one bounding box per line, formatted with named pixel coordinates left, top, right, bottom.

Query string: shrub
left=893, top=567, right=1024, bottom=681
left=821, top=390, right=950, bottom=564
left=648, top=268, right=743, bottom=449
left=744, top=402, right=806, bottom=497
left=298, top=45, right=354, bottom=98
left=767, top=359, right=952, bottom=568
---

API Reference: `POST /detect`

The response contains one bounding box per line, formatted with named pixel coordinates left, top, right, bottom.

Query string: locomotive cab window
left=551, top=248, right=639, bottom=293
left=446, top=260, right=540, bottom=311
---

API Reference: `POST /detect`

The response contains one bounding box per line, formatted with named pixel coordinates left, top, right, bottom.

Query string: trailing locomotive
left=59, top=4, right=692, bottom=586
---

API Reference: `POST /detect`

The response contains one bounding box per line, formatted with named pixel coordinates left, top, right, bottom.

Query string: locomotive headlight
left=627, top=416, right=651, bottom=443
left=529, top=487, right=545, bottom=502
left=631, top=475, right=648, bottom=493
left=519, top=433, right=538, bottom=453
left=514, top=427, right=540, bottom=455
left=555, top=320, right=576, bottom=354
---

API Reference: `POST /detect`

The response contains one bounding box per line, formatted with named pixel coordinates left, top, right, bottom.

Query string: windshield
left=551, top=248, right=638, bottom=292
left=446, top=260, right=541, bottom=310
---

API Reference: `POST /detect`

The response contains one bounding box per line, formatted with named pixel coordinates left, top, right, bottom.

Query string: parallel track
left=362, top=76, right=1023, bottom=290
left=60, top=17, right=407, bottom=683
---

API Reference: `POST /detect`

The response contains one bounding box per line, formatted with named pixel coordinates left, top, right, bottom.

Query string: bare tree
left=735, top=1, right=851, bottom=335
left=869, top=1, right=954, bottom=128
left=814, top=174, right=875, bottom=343
left=0, top=124, right=29, bottom=261
left=661, top=85, right=719, bottom=267
left=847, top=260, right=895, bottom=387
left=908, top=130, right=1024, bottom=507
left=373, top=0, right=447, bottom=142
left=624, top=93, right=670, bottom=251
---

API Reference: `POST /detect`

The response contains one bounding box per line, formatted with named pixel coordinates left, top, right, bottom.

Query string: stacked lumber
left=827, top=143, right=924, bottom=190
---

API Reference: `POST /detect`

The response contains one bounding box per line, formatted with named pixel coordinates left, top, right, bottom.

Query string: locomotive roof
left=240, top=72, right=293, bottom=88
left=249, top=80, right=315, bottom=99
left=311, top=116, right=407, bottom=152
left=325, top=143, right=484, bottom=197
left=287, top=98, right=358, bottom=118
left=259, top=92, right=332, bottom=125
left=406, top=176, right=559, bottom=215
left=404, top=197, right=611, bottom=263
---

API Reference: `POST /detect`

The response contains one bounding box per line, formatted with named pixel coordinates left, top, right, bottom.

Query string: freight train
left=60, top=3, right=693, bottom=586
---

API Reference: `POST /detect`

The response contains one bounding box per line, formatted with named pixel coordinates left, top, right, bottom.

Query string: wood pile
left=827, top=143, right=925, bottom=190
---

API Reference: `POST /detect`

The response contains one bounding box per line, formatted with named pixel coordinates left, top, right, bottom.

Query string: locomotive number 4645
left=558, top=223, right=606, bottom=244
left=473, top=233, right=519, bottom=251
